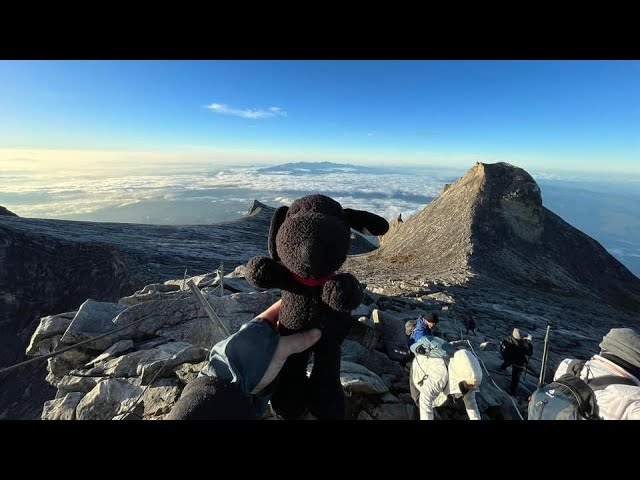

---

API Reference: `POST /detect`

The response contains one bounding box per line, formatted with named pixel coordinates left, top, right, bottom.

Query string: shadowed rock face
left=471, top=163, right=640, bottom=310
left=0, top=206, right=18, bottom=217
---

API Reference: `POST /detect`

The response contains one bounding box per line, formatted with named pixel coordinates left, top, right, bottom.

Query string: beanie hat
left=599, top=328, right=640, bottom=370
left=512, top=328, right=522, bottom=340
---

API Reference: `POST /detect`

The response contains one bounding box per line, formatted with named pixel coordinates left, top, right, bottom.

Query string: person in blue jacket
left=409, top=312, right=439, bottom=346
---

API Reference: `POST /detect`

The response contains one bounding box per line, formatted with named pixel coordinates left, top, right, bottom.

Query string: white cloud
left=205, top=103, right=287, bottom=119
left=0, top=165, right=456, bottom=221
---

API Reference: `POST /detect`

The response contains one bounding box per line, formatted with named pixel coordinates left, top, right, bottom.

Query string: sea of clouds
left=0, top=162, right=463, bottom=223
left=1, top=161, right=639, bottom=276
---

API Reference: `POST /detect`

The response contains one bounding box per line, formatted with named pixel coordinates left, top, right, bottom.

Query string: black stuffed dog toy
left=245, top=194, right=389, bottom=419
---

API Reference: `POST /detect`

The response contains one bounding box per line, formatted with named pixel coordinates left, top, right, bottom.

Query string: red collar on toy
left=291, top=272, right=336, bottom=287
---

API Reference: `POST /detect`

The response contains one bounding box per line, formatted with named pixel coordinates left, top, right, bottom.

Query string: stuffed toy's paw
left=322, top=272, right=363, bottom=312
left=245, top=256, right=284, bottom=289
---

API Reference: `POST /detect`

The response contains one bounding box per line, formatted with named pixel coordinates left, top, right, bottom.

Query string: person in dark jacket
left=500, top=328, right=533, bottom=395
left=167, top=300, right=322, bottom=420
left=463, top=315, right=477, bottom=336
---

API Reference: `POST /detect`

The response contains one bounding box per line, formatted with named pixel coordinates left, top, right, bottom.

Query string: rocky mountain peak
left=246, top=200, right=271, bottom=216
left=0, top=206, right=18, bottom=217
left=472, top=162, right=544, bottom=244
left=348, top=161, right=640, bottom=311
left=475, top=162, right=542, bottom=206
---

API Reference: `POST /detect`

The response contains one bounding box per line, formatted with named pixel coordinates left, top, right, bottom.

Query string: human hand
left=250, top=300, right=322, bottom=394
left=199, top=299, right=322, bottom=397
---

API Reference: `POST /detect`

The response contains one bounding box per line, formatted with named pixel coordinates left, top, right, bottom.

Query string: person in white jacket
left=553, top=327, right=640, bottom=420
left=409, top=344, right=484, bottom=420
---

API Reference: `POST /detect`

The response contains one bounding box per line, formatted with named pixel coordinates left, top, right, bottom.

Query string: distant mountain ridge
left=257, top=161, right=385, bottom=175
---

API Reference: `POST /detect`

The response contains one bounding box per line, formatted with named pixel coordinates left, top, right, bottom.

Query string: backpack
left=405, top=319, right=417, bottom=337
left=411, top=336, right=457, bottom=359
left=527, top=359, right=637, bottom=420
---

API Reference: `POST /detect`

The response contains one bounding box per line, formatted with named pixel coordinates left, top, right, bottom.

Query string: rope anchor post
left=538, top=325, right=552, bottom=389
left=187, top=279, right=230, bottom=339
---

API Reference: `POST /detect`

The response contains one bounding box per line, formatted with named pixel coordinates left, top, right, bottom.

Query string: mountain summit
left=351, top=162, right=640, bottom=312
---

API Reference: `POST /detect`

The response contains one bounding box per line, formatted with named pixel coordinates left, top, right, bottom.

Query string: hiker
left=410, top=312, right=439, bottom=346
left=463, top=314, right=477, bottom=336
left=549, top=328, right=640, bottom=420
left=500, top=328, right=533, bottom=395
left=409, top=337, right=483, bottom=420
left=167, top=300, right=322, bottom=420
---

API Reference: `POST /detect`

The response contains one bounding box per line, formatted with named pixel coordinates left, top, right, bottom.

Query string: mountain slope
left=350, top=162, right=640, bottom=311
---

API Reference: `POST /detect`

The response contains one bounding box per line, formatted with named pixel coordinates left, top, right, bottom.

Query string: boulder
left=174, top=362, right=207, bottom=385
left=142, top=378, right=182, bottom=418
left=27, top=335, right=62, bottom=358
left=155, top=317, right=218, bottom=350
left=112, top=291, right=279, bottom=349
left=119, top=283, right=184, bottom=306
left=46, top=349, right=95, bottom=386
left=217, top=277, right=258, bottom=294
left=41, top=392, right=85, bottom=420
left=85, top=341, right=207, bottom=382
left=60, top=300, right=127, bottom=351
left=341, top=340, right=405, bottom=378
left=76, top=379, right=143, bottom=420
left=376, top=310, right=412, bottom=361
left=55, top=375, right=105, bottom=398
left=225, top=265, right=247, bottom=278
left=165, top=271, right=220, bottom=290
left=85, top=340, right=135, bottom=367
left=26, top=311, right=76, bottom=356
left=337, top=361, right=388, bottom=395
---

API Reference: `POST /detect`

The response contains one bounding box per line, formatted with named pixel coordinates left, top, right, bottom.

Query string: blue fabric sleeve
left=412, top=317, right=432, bottom=343
left=198, top=318, right=280, bottom=397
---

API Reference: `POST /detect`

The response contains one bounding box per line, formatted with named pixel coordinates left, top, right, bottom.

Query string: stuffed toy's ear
left=268, top=206, right=289, bottom=260
left=343, top=208, right=390, bottom=236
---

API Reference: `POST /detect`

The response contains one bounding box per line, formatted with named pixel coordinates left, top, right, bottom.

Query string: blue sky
left=1, top=60, right=639, bottom=174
